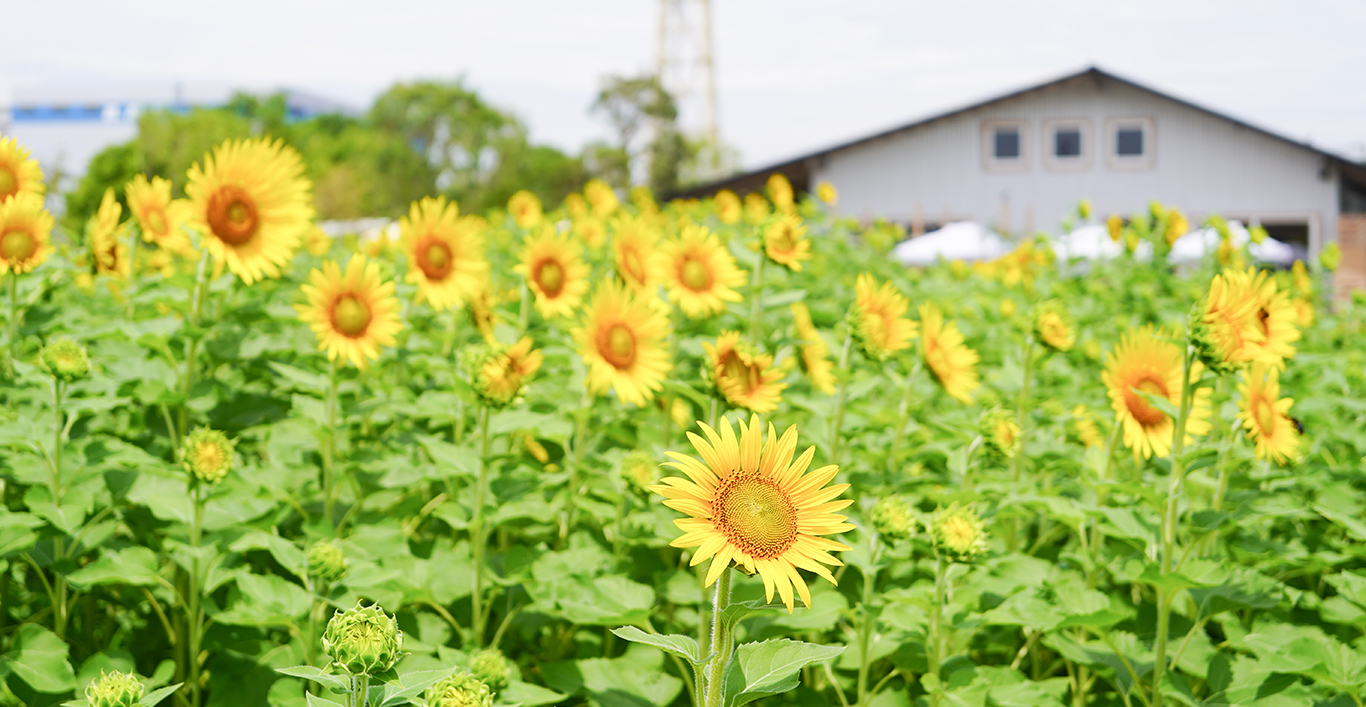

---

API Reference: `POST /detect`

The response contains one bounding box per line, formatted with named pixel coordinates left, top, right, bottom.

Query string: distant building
left=679, top=67, right=1366, bottom=294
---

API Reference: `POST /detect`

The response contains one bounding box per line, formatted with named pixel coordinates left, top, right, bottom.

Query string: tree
left=588, top=74, right=696, bottom=194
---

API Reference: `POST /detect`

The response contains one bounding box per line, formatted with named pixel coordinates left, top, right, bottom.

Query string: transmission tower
left=657, top=0, right=721, bottom=177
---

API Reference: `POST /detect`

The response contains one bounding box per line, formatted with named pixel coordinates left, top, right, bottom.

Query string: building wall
left=1336, top=215, right=1366, bottom=300
left=812, top=75, right=1340, bottom=252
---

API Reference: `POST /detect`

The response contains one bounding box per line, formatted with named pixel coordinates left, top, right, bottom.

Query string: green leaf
left=500, top=679, right=567, bottom=707
left=610, top=626, right=707, bottom=665
left=304, top=693, right=346, bottom=707
left=138, top=683, right=183, bottom=707
left=0, top=624, right=76, bottom=693
left=720, top=599, right=787, bottom=631
left=541, top=647, right=683, bottom=707
left=723, top=638, right=845, bottom=707
left=274, top=666, right=350, bottom=693
left=65, top=547, right=164, bottom=589
left=416, top=435, right=479, bottom=477
left=375, top=668, right=457, bottom=707
left=268, top=361, right=329, bottom=392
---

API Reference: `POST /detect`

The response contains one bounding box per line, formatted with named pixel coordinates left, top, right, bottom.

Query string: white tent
left=892, top=221, right=1010, bottom=266
left=1054, top=224, right=1154, bottom=262
left=1168, top=220, right=1297, bottom=266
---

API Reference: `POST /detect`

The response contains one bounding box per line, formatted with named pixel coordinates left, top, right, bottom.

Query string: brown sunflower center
left=418, top=238, right=454, bottom=280
left=146, top=208, right=168, bottom=236
left=332, top=294, right=372, bottom=337
left=205, top=186, right=260, bottom=246
left=0, top=230, right=36, bottom=261
left=681, top=257, right=711, bottom=291
left=1257, top=307, right=1271, bottom=338
left=720, top=352, right=758, bottom=395
left=535, top=258, right=565, bottom=297
left=599, top=323, right=637, bottom=369
left=713, top=474, right=797, bottom=559
left=1123, top=376, right=1169, bottom=428
left=0, top=167, right=17, bottom=199
left=1253, top=397, right=1277, bottom=435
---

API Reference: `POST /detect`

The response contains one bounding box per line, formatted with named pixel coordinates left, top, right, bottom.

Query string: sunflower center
left=1123, top=376, right=1169, bottom=428
left=535, top=259, right=565, bottom=297
left=681, top=257, right=711, bottom=291
left=418, top=238, right=454, bottom=280
left=713, top=474, right=798, bottom=559
left=332, top=294, right=372, bottom=337
left=193, top=442, right=227, bottom=475
left=941, top=516, right=978, bottom=553
left=1257, top=307, right=1271, bottom=338
left=771, top=226, right=796, bottom=254
left=1253, top=398, right=1277, bottom=435
left=0, top=230, right=36, bottom=261
left=599, top=323, right=636, bottom=369
left=0, top=167, right=17, bottom=199
left=205, top=186, right=260, bottom=246
left=995, top=419, right=1016, bottom=447
left=147, top=208, right=168, bottom=236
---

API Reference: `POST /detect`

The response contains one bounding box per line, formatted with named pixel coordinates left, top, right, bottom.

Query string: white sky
left=4, top=0, right=1364, bottom=169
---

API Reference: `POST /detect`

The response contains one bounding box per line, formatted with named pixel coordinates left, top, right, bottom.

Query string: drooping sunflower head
left=469, top=648, right=512, bottom=693
left=1102, top=325, right=1212, bottom=460
left=0, top=137, right=45, bottom=204
left=1164, top=208, right=1188, bottom=246
left=816, top=181, right=838, bottom=206
left=1106, top=214, right=1123, bottom=242
left=661, top=224, right=746, bottom=319
left=1237, top=363, right=1300, bottom=465
left=715, top=190, right=742, bottom=224
left=90, top=188, right=128, bottom=280
left=584, top=179, right=619, bottom=217
left=572, top=280, right=671, bottom=407
left=762, top=214, right=811, bottom=272
left=703, top=331, right=787, bottom=414
left=186, top=137, right=313, bottom=284
left=125, top=174, right=193, bottom=255
left=1033, top=300, right=1075, bottom=353
left=295, top=255, right=403, bottom=370
left=0, top=192, right=54, bottom=275
left=39, top=338, right=91, bottom=382
left=466, top=278, right=501, bottom=344
left=181, top=428, right=235, bottom=484
left=919, top=303, right=981, bottom=404
left=1244, top=268, right=1301, bottom=369
left=790, top=302, right=836, bottom=394
left=612, top=217, right=664, bottom=294
left=401, top=196, right=489, bottom=312
left=84, top=670, right=144, bottom=707
left=515, top=226, right=590, bottom=319
left=321, top=602, right=403, bottom=678
left=469, top=336, right=544, bottom=408
left=849, top=273, right=917, bottom=361
left=931, top=503, right=988, bottom=563
left=979, top=409, right=1020, bottom=461
left=1193, top=267, right=1263, bottom=373
left=507, top=189, right=543, bottom=228
left=652, top=415, right=854, bottom=612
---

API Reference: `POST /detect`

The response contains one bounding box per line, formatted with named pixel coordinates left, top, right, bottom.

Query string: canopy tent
left=891, top=221, right=1010, bottom=266
left=1053, top=224, right=1154, bottom=262
left=1167, top=220, right=1297, bottom=267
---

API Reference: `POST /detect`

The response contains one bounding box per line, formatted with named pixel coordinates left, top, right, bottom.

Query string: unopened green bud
left=85, top=670, right=144, bottom=707
left=931, top=503, right=988, bottom=563
left=425, top=671, right=493, bottom=707
left=40, top=338, right=90, bottom=382
left=321, top=602, right=403, bottom=677
left=469, top=648, right=510, bottom=692
left=869, top=496, right=913, bottom=542
left=180, top=428, right=235, bottom=484
left=619, top=450, right=657, bottom=494
left=1321, top=242, right=1342, bottom=273
left=979, top=409, right=1020, bottom=461
left=307, top=541, right=348, bottom=585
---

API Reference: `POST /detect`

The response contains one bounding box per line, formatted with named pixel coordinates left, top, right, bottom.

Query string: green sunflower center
left=332, top=295, right=373, bottom=337
left=205, top=185, right=260, bottom=246
left=714, top=474, right=797, bottom=559
left=0, top=230, right=36, bottom=261
left=535, top=258, right=565, bottom=297
left=600, top=323, right=636, bottom=369
left=147, top=208, right=168, bottom=236
left=681, top=257, right=711, bottom=291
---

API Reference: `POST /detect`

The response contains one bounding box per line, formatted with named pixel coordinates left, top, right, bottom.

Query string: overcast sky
left=4, top=0, right=1363, bottom=168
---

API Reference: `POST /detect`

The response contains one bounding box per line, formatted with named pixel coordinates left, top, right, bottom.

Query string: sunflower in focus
left=704, top=331, right=787, bottom=413
left=584, top=179, right=619, bottom=217
left=762, top=214, right=811, bottom=272
left=472, top=337, right=544, bottom=408
left=715, top=190, right=742, bottom=224
left=849, top=274, right=917, bottom=361
left=0, top=193, right=54, bottom=275
left=295, top=255, right=402, bottom=369
left=1102, top=326, right=1212, bottom=460
left=1237, top=363, right=1299, bottom=464
left=508, top=190, right=543, bottom=229
left=90, top=188, right=128, bottom=280
left=515, top=226, right=590, bottom=319
left=920, top=303, right=980, bottom=404
left=1032, top=301, right=1074, bottom=353
left=613, top=218, right=664, bottom=294
left=1244, top=268, right=1301, bottom=368
left=1194, top=268, right=1263, bottom=372
left=186, top=137, right=314, bottom=284
left=661, top=224, right=746, bottom=319
left=791, top=303, right=836, bottom=394
left=401, top=196, right=488, bottom=311
left=125, top=175, right=193, bottom=256
left=652, top=415, right=854, bottom=612
left=573, top=280, right=671, bottom=406
left=574, top=217, right=607, bottom=249
left=816, top=181, right=837, bottom=206
left=0, top=137, right=44, bottom=204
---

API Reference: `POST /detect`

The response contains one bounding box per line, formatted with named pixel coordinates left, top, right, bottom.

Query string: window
left=982, top=120, right=1029, bottom=172
left=1054, top=129, right=1082, bottom=157
left=994, top=128, right=1020, bottom=159
left=1116, top=128, right=1144, bottom=156
left=1042, top=119, right=1092, bottom=171
left=1105, top=117, right=1155, bottom=170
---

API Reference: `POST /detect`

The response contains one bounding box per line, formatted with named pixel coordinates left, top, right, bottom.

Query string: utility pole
left=657, top=0, right=721, bottom=178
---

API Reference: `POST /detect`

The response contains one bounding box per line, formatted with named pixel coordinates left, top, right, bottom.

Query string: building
left=679, top=67, right=1366, bottom=294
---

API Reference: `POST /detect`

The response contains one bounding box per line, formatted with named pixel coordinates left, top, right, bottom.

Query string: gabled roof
left=672, top=66, right=1366, bottom=199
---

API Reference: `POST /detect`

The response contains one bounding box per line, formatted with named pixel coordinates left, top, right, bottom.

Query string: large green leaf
left=0, top=624, right=76, bottom=693
left=610, top=626, right=707, bottom=665
left=722, top=638, right=845, bottom=707
left=65, top=546, right=164, bottom=589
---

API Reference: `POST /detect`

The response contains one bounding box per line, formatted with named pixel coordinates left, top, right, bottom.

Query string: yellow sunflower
left=473, top=336, right=544, bottom=407
left=1291, top=260, right=1312, bottom=296
left=125, top=175, right=193, bottom=256
left=612, top=218, right=664, bottom=294
left=573, top=280, right=671, bottom=406
left=507, top=190, right=543, bottom=229
left=1244, top=268, right=1301, bottom=368
left=763, top=214, right=811, bottom=272
left=305, top=226, right=333, bottom=256
left=90, top=188, right=128, bottom=280
left=295, top=255, right=402, bottom=370
left=1237, top=363, right=1299, bottom=465
left=849, top=273, right=917, bottom=361
left=467, top=278, right=500, bottom=344
left=816, top=181, right=838, bottom=206
left=563, top=193, right=589, bottom=220
left=401, top=196, right=488, bottom=311
left=584, top=179, right=619, bottom=217
left=767, top=174, right=795, bottom=214
left=515, top=226, right=590, bottom=319
left=185, top=137, right=314, bottom=285
left=1293, top=298, right=1314, bottom=329
left=0, top=137, right=45, bottom=204
left=1164, top=209, right=1188, bottom=246
left=0, top=192, right=54, bottom=275
left=1070, top=405, right=1105, bottom=449
left=1194, top=268, right=1263, bottom=372
left=715, top=190, right=742, bottom=225
left=1033, top=301, right=1075, bottom=353
left=1106, top=214, right=1123, bottom=242
left=791, top=302, right=836, bottom=394
left=1102, top=326, right=1212, bottom=460
left=574, top=217, right=607, bottom=249
left=652, top=415, right=854, bottom=612
left=704, top=331, right=787, bottom=413
left=744, top=192, right=769, bottom=223
left=661, top=224, right=746, bottom=319
left=919, top=303, right=981, bottom=404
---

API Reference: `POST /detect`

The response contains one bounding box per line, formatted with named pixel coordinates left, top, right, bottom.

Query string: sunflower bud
left=1249, top=223, right=1268, bottom=244
left=979, top=409, right=1020, bottom=461
left=467, top=337, right=543, bottom=408
left=1032, top=301, right=1074, bottom=353
left=1320, top=242, right=1342, bottom=273
left=321, top=602, right=403, bottom=677
left=180, top=428, right=235, bottom=484
left=85, top=670, right=144, bottom=707
left=1076, top=199, right=1091, bottom=221
left=40, top=338, right=90, bottom=382
left=469, top=648, right=511, bottom=692
left=425, top=672, right=494, bottom=707
left=931, top=503, right=988, bottom=563
left=306, top=541, right=348, bottom=585
left=868, top=496, right=914, bottom=542
left=619, top=450, right=658, bottom=494
left=1105, top=214, right=1123, bottom=243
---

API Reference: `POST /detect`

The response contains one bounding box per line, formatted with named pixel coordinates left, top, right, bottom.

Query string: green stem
left=442, top=305, right=461, bottom=358
left=1013, top=337, right=1033, bottom=485
left=928, top=557, right=950, bottom=707
left=470, top=405, right=493, bottom=647
left=356, top=674, right=371, bottom=707
left=830, top=332, right=853, bottom=464
left=6, top=271, right=17, bottom=368
left=1153, top=346, right=1195, bottom=707
left=888, top=363, right=919, bottom=473
left=188, top=483, right=206, bottom=707
left=561, top=390, right=591, bottom=543
left=749, top=255, right=766, bottom=346
left=127, top=222, right=139, bottom=302
left=856, top=538, right=881, bottom=706
left=50, top=378, right=67, bottom=639
left=703, top=567, right=734, bottom=707
left=323, top=358, right=339, bottom=531
left=518, top=279, right=531, bottom=333
left=178, top=250, right=210, bottom=439
left=1087, top=422, right=1123, bottom=589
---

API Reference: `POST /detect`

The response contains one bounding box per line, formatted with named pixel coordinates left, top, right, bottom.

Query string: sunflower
left=652, top=415, right=854, bottom=612
left=790, top=303, right=836, bottom=394
left=0, top=137, right=44, bottom=204
left=661, top=224, right=746, bottom=319
left=573, top=280, right=671, bottom=406
left=90, top=188, right=128, bottom=280
left=1237, top=363, right=1299, bottom=465
left=1102, top=326, right=1212, bottom=460
left=919, top=303, right=980, bottom=404
left=467, top=278, right=500, bottom=344
left=0, top=192, right=54, bottom=275
left=305, top=226, right=333, bottom=256
left=1244, top=268, right=1301, bottom=368
left=472, top=336, right=544, bottom=407
left=1033, top=301, right=1075, bottom=353
left=763, top=214, right=811, bottom=272
left=1194, top=268, right=1263, bottom=372
left=1293, top=298, right=1315, bottom=329
left=125, top=175, right=193, bottom=256
left=185, top=137, right=314, bottom=285
left=401, top=197, right=488, bottom=311
left=295, top=255, right=402, bottom=369
left=613, top=218, right=664, bottom=294
left=849, top=274, right=917, bottom=361
left=1106, top=214, right=1123, bottom=242
left=816, top=181, right=838, bottom=206
left=715, top=190, right=742, bottom=225
left=563, top=193, right=589, bottom=220
left=744, top=193, right=769, bottom=223
left=704, top=331, right=787, bottom=413
left=574, top=218, right=607, bottom=249
left=1164, top=209, right=1189, bottom=246
left=515, top=226, right=590, bottom=319
left=1291, top=260, right=1312, bottom=296
left=584, top=179, right=619, bottom=217
left=1070, top=405, right=1105, bottom=448
left=767, top=174, right=795, bottom=214
left=507, top=190, right=543, bottom=228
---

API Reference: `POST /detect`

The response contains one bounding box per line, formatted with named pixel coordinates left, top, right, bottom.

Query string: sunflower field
left=1, top=133, right=1365, bottom=707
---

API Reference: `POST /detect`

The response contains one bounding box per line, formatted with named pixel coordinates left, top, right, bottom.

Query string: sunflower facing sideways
left=704, top=331, right=787, bottom=413
left=790, top=302, right=836, bottom=394
left=1102, top=326, right=1212, bottom=460
left=1237, top=363, right=1300, bottom=465
left=0, top=137, right=44, bottom=204
left=612, top=217, right=664, bottom=294
left=919, top=303, right=980, bottom=404
left=296, top=255, right=402, bottom=369
left=762, top=214, right=811, bottom=272
left=1194, top=268, right=1263, bottom=373
left=186, top=137, right=314, bottom=285
left=400, top=196, right=488, bottom=311
left=1244, top=267, right=1301, bottom=368
left=661, top=224, right=747, bottom=319
left=507, top=190, right=543, bottom=229
left=651, top=415, right=854, bottom=612
left=515, top=226, right=590, bottom=319
left=0, top=193, right=54, bottom=275
left=125, top=175, right=194, bottom=257
left=573, top=280, right=671, bottom=406
left=90, top=188, right=128, bottom=280
left=471, top=337, right=544, bottom=408
left=849, top=274, right=917, bottom=361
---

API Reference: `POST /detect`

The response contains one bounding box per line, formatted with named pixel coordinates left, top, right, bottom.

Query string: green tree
left=588, top=74, right=695, bottom=195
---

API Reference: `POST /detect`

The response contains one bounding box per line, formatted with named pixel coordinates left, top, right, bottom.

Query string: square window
left=1116, top=128, right=1144, bottom=156
left=1055, top=129, right=1082, bottom=157
left=994, top=129, right=1020, bottom=159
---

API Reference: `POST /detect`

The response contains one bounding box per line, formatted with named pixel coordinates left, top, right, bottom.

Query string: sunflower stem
left=703, top=567, right=734, bottom=707
left=561, top=388, right=591, bottom=544
left=7, top=270, right=18, bottom=371
left=442, top=304, right=461, bottom=358
left=518, top=278, right=531, bottom=332
left=830, top=331, right=853, bottom=465
left=323, top=357, right=340, bottom=531
left=888, top=361, right=920, bottom=474
left=1007, top=335, right=1034, bottom=553
left=749, top=254, right=766, bottom=346
left=187, top=483, right=206, bottom=707
left=126, top=221, right=140, bottom=306
left=49, top=377, right=68, bottom=640
left=1152, top=344, right=1195, bottom=707
left=1087, top=422, right=1123, bottom=589
left=471, top=404, right=493, bottom=647
left=856, top=537, right=881, bottom=707
left=178, top=249, right=210, bottom=439
left=928, top=556, right=950, bottom=707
